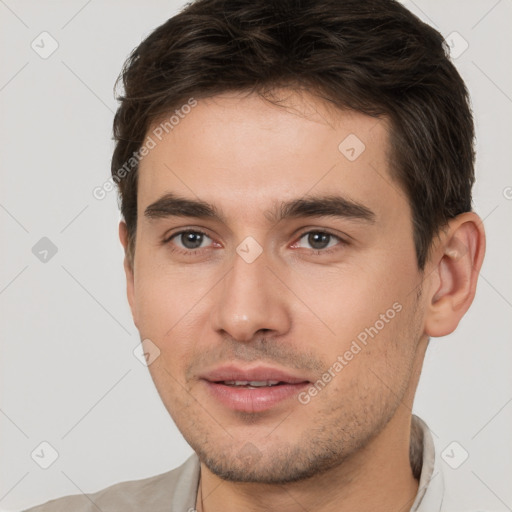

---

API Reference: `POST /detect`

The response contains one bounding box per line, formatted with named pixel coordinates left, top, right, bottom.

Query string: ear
left=424, top=212, right=486, bottom=337
left=119, top=220, right=138, bottom=327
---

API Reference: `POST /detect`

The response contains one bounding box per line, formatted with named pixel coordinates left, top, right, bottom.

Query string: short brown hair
left=111, top=0, right=475, bottom=269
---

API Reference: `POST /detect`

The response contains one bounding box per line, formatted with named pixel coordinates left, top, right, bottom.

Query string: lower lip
left=202, top=380, right=309, bottom=413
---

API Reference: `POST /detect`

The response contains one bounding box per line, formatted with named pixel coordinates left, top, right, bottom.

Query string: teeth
left=249, top=380, right=280, bottom=387
left=223, top=380, right=281, bottom=387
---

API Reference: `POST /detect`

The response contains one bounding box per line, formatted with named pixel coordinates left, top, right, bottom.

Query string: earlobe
left=118, top=221, right=138, bottom=327
left=424, top=212, right=486, bottom=338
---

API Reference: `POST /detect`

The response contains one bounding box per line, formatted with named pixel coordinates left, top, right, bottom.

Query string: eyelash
left=162, top=228, right=347, bottom=257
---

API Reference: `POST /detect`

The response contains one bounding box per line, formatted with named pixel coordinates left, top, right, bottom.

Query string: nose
left=209, top=246, right=291, bottom=343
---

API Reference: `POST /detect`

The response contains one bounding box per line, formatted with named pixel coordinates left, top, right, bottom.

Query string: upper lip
left=200, top=364, right=310, bottom=384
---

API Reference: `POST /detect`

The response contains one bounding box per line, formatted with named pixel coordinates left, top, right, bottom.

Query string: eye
left=293, top=230, right=344, bottom=253
left=166, top=230, right=213, bottom=251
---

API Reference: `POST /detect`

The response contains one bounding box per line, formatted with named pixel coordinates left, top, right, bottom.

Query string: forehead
left=137, top=90, right=402, bottom=225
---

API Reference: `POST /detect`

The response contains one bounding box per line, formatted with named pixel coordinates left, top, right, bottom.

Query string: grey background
left=0, top=1, right=511, bottom=510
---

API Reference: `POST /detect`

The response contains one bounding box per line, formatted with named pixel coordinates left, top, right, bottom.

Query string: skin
left=119, top=89, right=485, bottom=512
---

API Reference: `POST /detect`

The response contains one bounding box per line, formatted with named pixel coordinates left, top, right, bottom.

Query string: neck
left=196, top=410, right=420, bottom=512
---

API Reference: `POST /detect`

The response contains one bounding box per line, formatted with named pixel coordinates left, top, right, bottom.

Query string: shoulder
left=23, top=454, right=200, bottom=512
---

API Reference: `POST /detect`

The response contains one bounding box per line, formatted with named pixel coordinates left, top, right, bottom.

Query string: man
left=25, top=0, right=486, bottom=510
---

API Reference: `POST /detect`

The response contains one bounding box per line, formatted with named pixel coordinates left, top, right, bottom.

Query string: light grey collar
left=410, top=414, right=445, bottom=511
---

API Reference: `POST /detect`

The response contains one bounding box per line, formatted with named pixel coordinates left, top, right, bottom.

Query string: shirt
left=23, top=414, right=446, bottom=512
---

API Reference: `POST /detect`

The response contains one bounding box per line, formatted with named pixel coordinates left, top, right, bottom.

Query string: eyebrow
left=144, top=192, right=375, bottom=224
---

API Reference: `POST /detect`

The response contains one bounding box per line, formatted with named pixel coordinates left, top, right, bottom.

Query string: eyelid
left=294, top=225, right=353, bottom=243
left=291, top=228, right=348, bottom=252
left=162, top=227, right=214, bottom=245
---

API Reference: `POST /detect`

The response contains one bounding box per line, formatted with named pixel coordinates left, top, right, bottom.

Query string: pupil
left=308, top=232, right=330, bottom=250
left=182, top=232, right=203, bottom=249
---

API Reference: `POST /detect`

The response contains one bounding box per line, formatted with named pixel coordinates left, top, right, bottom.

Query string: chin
left=195, top=440, right=347, bottom=484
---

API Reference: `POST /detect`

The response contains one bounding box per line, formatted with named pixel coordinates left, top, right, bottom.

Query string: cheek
left=298, top=261, right=421, bottom=399
left=298, top=267, right=403, bottom=344
left=309, top=298, right=421, bottom=417
left=133, top=254, right=205, bottom=337
left=132, top=261, right=212, bottom=374
left=146, top=359, right=198, bottom=427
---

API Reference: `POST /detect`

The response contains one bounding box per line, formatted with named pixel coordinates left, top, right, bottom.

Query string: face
left=124, top=90, right=429, bottom=484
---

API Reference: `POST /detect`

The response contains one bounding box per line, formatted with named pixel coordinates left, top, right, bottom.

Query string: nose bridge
left=210, top=244, right=290, bottom=341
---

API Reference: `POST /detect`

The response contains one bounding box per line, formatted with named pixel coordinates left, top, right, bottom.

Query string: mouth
left=199, top=365, right=310, bottom=413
